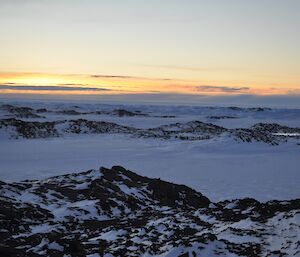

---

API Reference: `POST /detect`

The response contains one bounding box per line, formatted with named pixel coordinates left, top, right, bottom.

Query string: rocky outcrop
left=227, top=107, right=272, bottom=112
left=0, top=105, right=299, bottom=144
left=1, top=117, right=300, bottom=144
left=207, top=116, right=238, bottom=120
left=65, top=119, right=136, bottom=134
left=231, top=123, right=300, bottom=145
left=111, top=109, right=148, bottom=117
left=56, top=110, right=82, bottom=115
left=0, top=118, right=59, bottom=139
left=1, top=104, right=43, bottom=118
left=0, top=166, right=299, bottom=257
left=144, top=121, right=228, bottom=140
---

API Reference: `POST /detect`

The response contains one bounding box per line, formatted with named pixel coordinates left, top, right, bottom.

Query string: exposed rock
left=1, top=104, right=43, bottom=118
left=112, top=109, right=149, bottom=117
left=0, top=166, right=299, bottom=257
left=247, top=107, right=272, bottom=112
left=56, top=110, right=82, bottom=115
left=144, top=121, right=228, bottom=140
left=231, top=123, right=300, bottom=145
left=0, top=118, right=59, bottom=139
left=0, top=116, right=299, bottom=145
left=65, top=119, right=136, bottom=134
left=207, top=116, right=238, bottom=120
left=36, top=108, right=48, bottom=113
left=228, top=106, right=272, bottom=112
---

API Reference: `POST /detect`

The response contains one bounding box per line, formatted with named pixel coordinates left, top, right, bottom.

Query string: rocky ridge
left=0, top=166, right=299, bottom=257
left=1, top=117, right=300, bottom=145
left=1, top=104, right=300, bottom=144
left=0, top=104, right=150, bottom=118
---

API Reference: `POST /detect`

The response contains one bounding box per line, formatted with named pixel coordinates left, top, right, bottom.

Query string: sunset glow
left=0, top=72, right=298, bottom=96
left=0, top=0, right=299, bottom=102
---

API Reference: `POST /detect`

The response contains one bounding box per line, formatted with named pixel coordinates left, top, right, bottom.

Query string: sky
left=0, top=0, right=299, bottom=104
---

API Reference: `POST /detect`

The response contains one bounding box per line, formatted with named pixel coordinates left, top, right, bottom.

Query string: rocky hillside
left=232, top=123, right=300, bottom=145
left=1, top=117, right=300, bottom=145
left=0, top=166, right=299, bottom=257
left=0, top=104, right=150, bottom=118
left=1, top=104, right=300, bottom=144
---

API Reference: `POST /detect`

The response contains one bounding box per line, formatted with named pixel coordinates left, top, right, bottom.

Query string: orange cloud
left=0, top=72, right=298, bottom=96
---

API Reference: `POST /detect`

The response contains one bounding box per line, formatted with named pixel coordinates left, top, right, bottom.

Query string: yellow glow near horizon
left=0, top=72, right=299, bottom=96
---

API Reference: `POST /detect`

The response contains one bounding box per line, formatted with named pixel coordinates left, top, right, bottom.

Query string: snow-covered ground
left=0, top=100, right=299, bottom=202
left=1, top=131, right=299, bottom=202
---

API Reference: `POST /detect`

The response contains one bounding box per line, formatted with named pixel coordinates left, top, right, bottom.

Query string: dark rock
left=1, top=104, right=42, bottom=118
left=0, top=166, right=298, bottom=256
left=112, top=109, right=148, bottom=117
left=0, top=118, right=59, bottom=139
